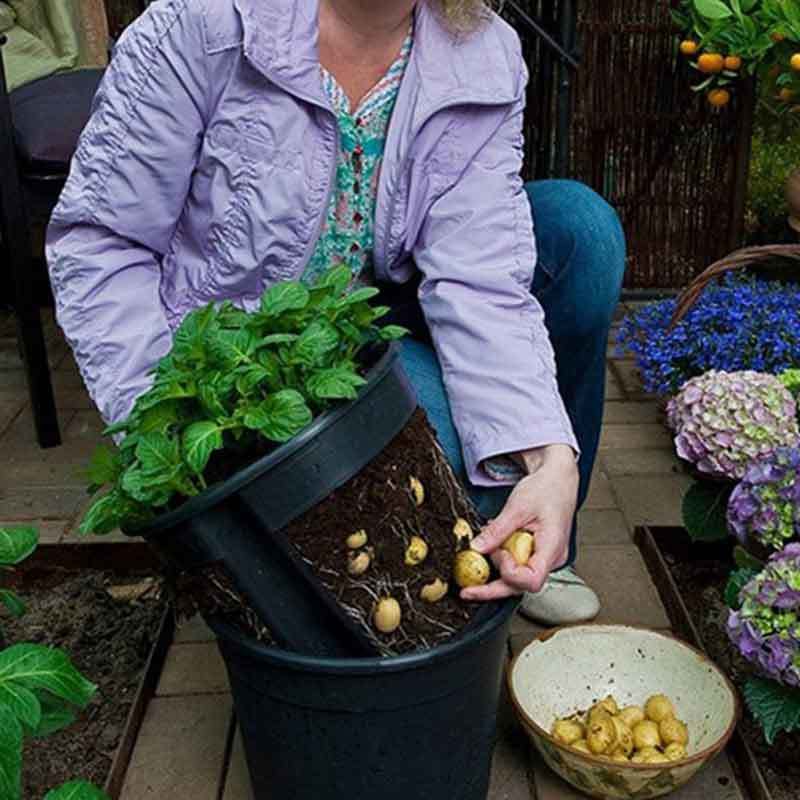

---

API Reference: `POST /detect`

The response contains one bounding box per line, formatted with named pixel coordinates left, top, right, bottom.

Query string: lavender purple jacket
left=46, top=0, right=577, bottom=487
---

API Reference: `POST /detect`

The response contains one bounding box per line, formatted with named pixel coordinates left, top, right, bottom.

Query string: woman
left=46, top=0, right=625, bottom=624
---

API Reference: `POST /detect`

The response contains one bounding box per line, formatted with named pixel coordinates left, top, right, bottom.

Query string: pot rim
left=209, top=597, right=519, bottom=675
left=124, top=342, right=400, bottom=536
left=506, top=623, right=742, bottom=772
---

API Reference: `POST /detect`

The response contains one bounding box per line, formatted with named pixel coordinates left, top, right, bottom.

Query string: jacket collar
left=232, top=0, right=519, bottom=114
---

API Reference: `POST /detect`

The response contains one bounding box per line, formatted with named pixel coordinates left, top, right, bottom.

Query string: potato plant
left=0, top=527, right=109, bottom=800
left=80, top=267, right=406, bottom=535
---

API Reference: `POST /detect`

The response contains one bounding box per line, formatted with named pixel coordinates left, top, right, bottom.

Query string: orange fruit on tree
left=698, top=53, right=725, bottom=74
left=779, top=87, right=796, bottom=102
left=772, top=32, right=786, bottom=43
left=791, top=53, right=800, bottom=72
left=724, top=55, right=742, bottom=71
left=680, top=40, right=699, bottom=56
left=708, top=89, right=731, bottom=108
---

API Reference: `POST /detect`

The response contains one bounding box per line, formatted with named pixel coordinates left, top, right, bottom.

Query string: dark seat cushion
left=10, top=68, right=104, bottom=172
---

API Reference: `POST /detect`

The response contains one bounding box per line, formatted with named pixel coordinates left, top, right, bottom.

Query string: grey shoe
left=518, top=566, right=601, bottom=626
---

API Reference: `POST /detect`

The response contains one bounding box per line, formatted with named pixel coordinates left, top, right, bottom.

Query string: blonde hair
left=435, top=0, right=495, bottom=33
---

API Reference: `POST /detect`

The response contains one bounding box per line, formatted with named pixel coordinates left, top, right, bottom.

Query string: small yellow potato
left=610, top=716, right=634, bottom=756
left=551, top=718, right=585, bottom=746
left=660, top=716, right=689, bottom=747
left=502, top=530, right=535, bottom=565
left=454, top=550, right=491, bottom=588
left=453, top=518, right=473, bottom=543
left=570, top=739, right=591, bottom=755
left=643, top=752, right=670, bottom=765
left=373, top=597, right=402, bottom=633
left=347, top=551, right=371, bottom=576
left=618, top=705, right=646, bottom=729
left=419, top=578, right=449, bottom=604
left=631, top=746, right=661, bottom=764
left=610, top=750, right=630, bottom=763
left=346, top=530, right=368, bottom=549
left=589, top=695, right=619, bottom=720
left=409, top=476, right=425, bottom=506
left=645, top=694, right=675, bottom=724
left=405, top=536, right=429, bottom=566
left=664, top=743, right=688, bottom=761
left=587, top=714, right=618, bottom=755
left=632, top=720, right=662, bottom=750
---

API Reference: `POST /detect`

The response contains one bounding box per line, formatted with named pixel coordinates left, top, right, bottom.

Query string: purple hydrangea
left=728, top=543, right=800, bottom=687
left=666, top=370, right=800, bottom=481
left=728, top=448, right=800, bottom=551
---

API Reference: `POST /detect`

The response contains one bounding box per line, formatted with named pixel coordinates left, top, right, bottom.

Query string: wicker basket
left=670, top=244, right=800, bottom=328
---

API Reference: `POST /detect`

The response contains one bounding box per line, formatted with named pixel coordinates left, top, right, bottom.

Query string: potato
left=587, top=714, right=618, bottom=755
left=405, top=536, right=429, bottom=566
left=419, top=578, right=448, bottom=603
left=660, top=716, right=689, bottom=747
left=632, top=720, right=662, bottom=750
left=552, top=718, right=585, bottom=746
left=570, top=739, right=592, bottom=755
left=645, top=694, right=675, bottom=723
left=346, top=530, right=368, bottom=549
left=454, top=550, right=491, bottom=588
left=409, top=476, right=425, bottom=506
left=347, top=551, right=371, bottom=576
left=618, top=705, right=646, bottom=729
left=589, top=695, right=619, bottom=719
left=453, top=518, right=473, bottom=543
left=502, top=530, right=535, bottom=565
left=644, top=752, right=670, bottom=765
left=609, top=750, right=630, bottom=763
left=373, top=597, right=401, bottom=633
left=664, top=742, right=688, bottom=761
left=631, top=746, right=661, bottom=764
left=610, top=716, right=634, bottom=756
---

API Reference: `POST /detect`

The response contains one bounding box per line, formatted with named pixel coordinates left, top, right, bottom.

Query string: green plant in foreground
left=81, top=267, right=407, bottom=535
left=0, top=527, right=109, bottom=800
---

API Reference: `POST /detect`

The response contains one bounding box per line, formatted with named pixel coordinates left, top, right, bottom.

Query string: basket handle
left=670, top=244, right=800, bottom=328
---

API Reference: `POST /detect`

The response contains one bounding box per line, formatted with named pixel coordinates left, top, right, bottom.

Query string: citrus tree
left=674, top=0, right=800, bottom=113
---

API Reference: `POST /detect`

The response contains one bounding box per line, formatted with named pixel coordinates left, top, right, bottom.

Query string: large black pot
left=125, top=344, right=417, bottom=657
left=210, top=596, right=518, bottom=800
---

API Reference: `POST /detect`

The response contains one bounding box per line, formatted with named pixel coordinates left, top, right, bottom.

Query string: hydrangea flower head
left=728, top=543, right=800, bottom=687
left=728, top=448, right=800, bottom=551
left=666, top=370, right=799, bottom=480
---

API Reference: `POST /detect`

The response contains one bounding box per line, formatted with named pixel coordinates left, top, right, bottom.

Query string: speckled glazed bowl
left=508, top=625, right=740, bottom=800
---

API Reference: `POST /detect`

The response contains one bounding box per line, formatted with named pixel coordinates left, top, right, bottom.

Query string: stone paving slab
left=603, top=401, right=662, bottom=425
left=600, top=424, right=673, bottom=450
left=577, top=509, right=632, bottom=546
left=157, top=643, right=230, bottom=697
left=174, top=615, right=216, bottom=643
left=583, top=472, right=618, bottom=510
left=601, top=448, right=683, bottom=477
left=613, top=475, right=694, bottom=528
left=221, top=729, right=251, bottom=800
left=119, top=695, right=233, bottom=800
left=0, top=486, right=88, bottom=521
left=605, top=369, right=625, bottom=400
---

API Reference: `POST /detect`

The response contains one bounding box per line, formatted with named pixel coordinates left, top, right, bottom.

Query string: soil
left=179, top=410, right=486, bottom=656
left=654, top=530, right=800, bottom=800
left=3, top=569, right=166, bottom=799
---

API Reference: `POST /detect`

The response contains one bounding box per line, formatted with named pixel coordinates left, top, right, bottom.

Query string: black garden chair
left=0, top=34, right=104, bottom=447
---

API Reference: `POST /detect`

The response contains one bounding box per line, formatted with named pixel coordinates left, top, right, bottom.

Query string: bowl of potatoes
left=508, top=625, right=739, bottom=799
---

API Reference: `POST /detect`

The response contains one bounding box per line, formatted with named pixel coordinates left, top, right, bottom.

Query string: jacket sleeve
left=46, top=1, right=207, bottom=425
left=413, top=59, right=579, bottom=488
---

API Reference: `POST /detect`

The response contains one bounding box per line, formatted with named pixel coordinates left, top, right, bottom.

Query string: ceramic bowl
left=508, top=625, right=740, bottom=800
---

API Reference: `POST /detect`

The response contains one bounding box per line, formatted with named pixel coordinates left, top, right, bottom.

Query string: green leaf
left=32, top=695, right=76, bottom=737
left=315, top=265, right=352, bottom=295
left=292, top=320, right=340, bottom=366
left=198, top=380, right=228, bottom=420
left=0, top=644, right=96, bottom=709
left=257, top=334, right=299, bottom=347
left=694, top=0, right=734, bottom=19
left=234, top=365, right=275, bottom=397
left=724, top=567, right=758, bottom=609
left=682, top=481, right=733, bottom=542
left=260, top=282, right=310, bottom=317
left=243, top=390, right=312, bottom=442
left=0, top=527, right=38, bottom=568
left=120, top=466, right=173, bottom=507
left=79, top=491, right=129, bottom=536
left=183, top=422, right=223, bottom=475
left=44, top=781, right=110, bottom=800
left=0, top=590, right=25, bottom=619
left=734, top=545, right=765, bottom=571
left=0, top=680, right=41, bottom=732
left=85, top=447, right=122, bottom=490
left=135, top=433, right=181, bottom=478
left=306, top=367, right=366, bottom=402
left=379, top=325, right=409, bottom=341
left=0, top=704, right=22, bottom=800
left=743, top=677, right=800, bottom=745
left=334, top=287, right=380, bottom=307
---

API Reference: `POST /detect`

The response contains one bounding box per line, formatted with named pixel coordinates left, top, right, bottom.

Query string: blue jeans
left=398, top=180, right=626, bottom=567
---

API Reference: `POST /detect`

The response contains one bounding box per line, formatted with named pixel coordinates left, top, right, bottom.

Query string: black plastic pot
left=125, top=344, right=417, bottom=658
left=210, top=596, right=518, bottom=800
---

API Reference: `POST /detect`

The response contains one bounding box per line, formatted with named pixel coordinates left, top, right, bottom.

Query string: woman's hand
left=461, top=444, right=579, bottom=601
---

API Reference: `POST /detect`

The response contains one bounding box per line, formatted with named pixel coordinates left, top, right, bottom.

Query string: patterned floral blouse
left=303, top=29, right=413, bottom=285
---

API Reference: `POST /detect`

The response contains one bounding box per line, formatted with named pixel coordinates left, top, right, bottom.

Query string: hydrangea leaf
left=0, top=527, right=38, bottom=567
left=0, top=590, right=26, bottom=619
left=733, top=545, right=765, bottom=572
left=682, top=481, right=732, bottom=542
left=0, top=704, right=23, bottom=800
left=44, top=781, right=110, bottom=800
left=724, top=567, right=758, bottom=610
left=743, top=676, right=800, bottom=745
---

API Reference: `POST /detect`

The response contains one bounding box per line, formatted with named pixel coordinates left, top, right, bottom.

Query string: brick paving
left=0, top=307, right=744, bottom=800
